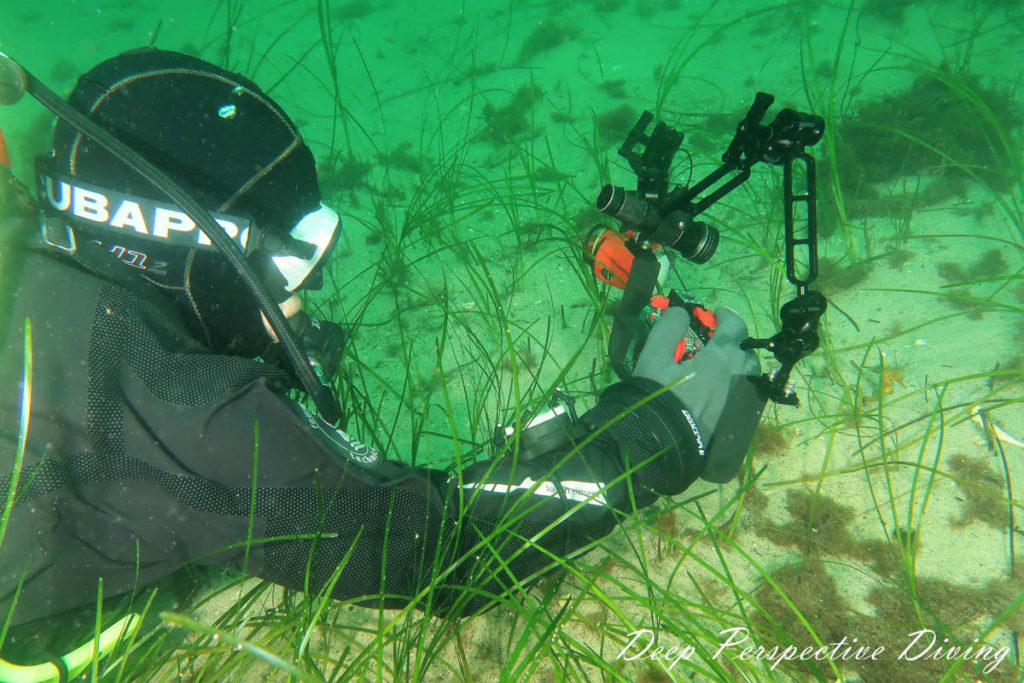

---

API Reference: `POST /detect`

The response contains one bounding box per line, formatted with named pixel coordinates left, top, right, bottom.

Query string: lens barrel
left=675, top=220, right=719, bottom=264
left=598, top=186, right=720, bottom=264
left=597, top=185, right=649, bottom=229
left=651, top=213, right=720, bottom=265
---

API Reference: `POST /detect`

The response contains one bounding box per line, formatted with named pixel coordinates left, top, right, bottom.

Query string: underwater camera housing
left=592, top=92, right=828, bottom=407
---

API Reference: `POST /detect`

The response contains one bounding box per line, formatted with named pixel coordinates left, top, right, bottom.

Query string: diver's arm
left=438, top=307, right=762, bottom=614
left=108, top=349, right=706, bottom=616
left=245, top=306, right=756, bottom=616
left=439, top=378, right=705, bottom=613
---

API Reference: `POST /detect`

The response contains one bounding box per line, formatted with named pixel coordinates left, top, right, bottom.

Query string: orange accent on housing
left=650, top=294, right=670, bottom=310
left=673, top=338, right=688, bottom=363
left=588, top=228, right=636, bottom=290
left=0, top=127, right=10, bottom=168
left=693, top=307, right=717, bottom=331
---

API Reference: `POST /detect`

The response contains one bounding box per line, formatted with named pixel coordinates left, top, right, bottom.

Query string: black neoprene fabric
left=0, top=231, right=703, bottom=625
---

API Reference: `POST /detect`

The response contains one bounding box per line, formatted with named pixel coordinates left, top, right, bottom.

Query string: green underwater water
left=1, top=0, right=1023, bottom=680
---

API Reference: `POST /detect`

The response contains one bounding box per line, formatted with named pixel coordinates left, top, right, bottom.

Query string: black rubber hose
left=0, top=53, right=341, bottom=423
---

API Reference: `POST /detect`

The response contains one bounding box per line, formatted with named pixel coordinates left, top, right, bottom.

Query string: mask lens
left=270, top=202, right=340, bottom=291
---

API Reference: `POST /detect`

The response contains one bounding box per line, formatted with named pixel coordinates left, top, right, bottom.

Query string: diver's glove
left=581, top=307, right=763, bottom=499
left=634, top=307, right=759, bottom=436
left=634, top=306, right=765, bottom=483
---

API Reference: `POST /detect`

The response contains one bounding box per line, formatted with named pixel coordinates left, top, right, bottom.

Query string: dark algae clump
left=826, top=66, right=1022, bottom=219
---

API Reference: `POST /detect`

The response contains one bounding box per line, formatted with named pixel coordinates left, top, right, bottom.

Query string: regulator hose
left=0, top=613, right=140, bottom=683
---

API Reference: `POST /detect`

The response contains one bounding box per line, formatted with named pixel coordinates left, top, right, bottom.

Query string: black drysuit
left=0, top=221, right=704, bottom=626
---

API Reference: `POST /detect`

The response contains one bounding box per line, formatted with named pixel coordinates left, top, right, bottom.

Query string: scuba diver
left=0, top=47, right=808, bottom=678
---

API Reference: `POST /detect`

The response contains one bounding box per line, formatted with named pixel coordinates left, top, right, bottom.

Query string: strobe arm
left=729, top=95, right=827, bottom=406
left=664, top=92, right=825, bottom=220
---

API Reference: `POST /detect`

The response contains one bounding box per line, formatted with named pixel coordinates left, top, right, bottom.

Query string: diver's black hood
left=41, top=48, right=323, bottom=355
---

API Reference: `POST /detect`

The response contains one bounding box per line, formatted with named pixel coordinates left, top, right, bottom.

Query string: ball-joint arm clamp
left=741, top=291, right=827, bottom=406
